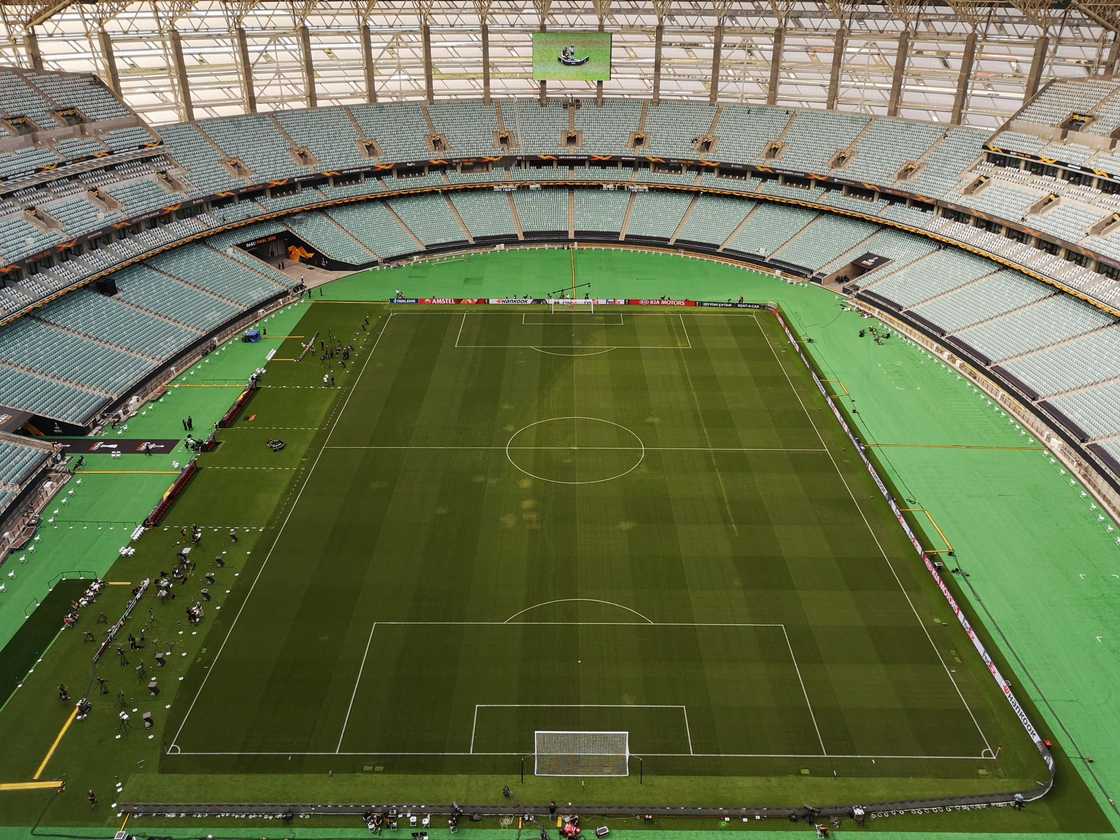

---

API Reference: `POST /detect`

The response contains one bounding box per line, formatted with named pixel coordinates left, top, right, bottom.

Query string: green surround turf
left=0, top=249, right=1116, bottom=838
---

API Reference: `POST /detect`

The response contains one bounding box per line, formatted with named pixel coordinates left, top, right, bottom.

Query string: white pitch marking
left=504, top=598, right=655, bottom=624
left=167, top=313, right=395, bottom=754
left=754, top=315, right=995, bottom=758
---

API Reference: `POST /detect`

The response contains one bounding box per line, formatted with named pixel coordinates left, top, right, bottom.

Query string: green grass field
left=0, top=250, right=1114, bottom=836
left=157, top=305, right=1045, bottom=794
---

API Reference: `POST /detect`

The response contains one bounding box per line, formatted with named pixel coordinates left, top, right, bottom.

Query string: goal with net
left=533, top=730, right=630, bottom=776
left=547, top=297, right=595, bottom=315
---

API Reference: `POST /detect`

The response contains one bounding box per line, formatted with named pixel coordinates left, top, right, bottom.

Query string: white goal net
left=534, top=730, right=630, bottom=777
left=548, top=297, right=595, bottom=315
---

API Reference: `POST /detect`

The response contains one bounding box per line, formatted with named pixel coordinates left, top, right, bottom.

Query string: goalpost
left=548, top=297, right=595, bottom=314
left=533, top=730, right=630, bottom=777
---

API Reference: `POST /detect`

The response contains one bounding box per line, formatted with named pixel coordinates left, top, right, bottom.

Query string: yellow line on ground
left=270, top=358, right=297, bottom=362
left=869, top=442, right=1041, bottom=452
left=900, top=507, right=955, bottom=554
left=0, top=780, right=64, bottom=792
left=80, top=470, right=180, bottom=476
left=107, top=581, right=133, bottom=586
left=33, top=706, right=78, bottom=780
left=119, top=814, right=130, bottom=831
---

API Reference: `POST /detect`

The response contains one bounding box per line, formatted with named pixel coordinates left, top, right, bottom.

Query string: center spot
left=505, top=417, right=645, bottom=485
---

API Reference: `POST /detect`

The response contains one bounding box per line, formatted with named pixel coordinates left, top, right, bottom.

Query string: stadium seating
left=725, top=203, right=817, bottom=256
left=33, top=288, right=198, bottom=361
left=512, top=189, right=568, bottom=232
left=0, top=434, right=51, bottom=490
left=389, top=194, right=467, bottom=245
left=274, top=107, right=365, bottom=170
left=427, top=100, right=501, bottom=157
left=711, top=106, right=792, bottom=164
left=1016, top=79, right=1117, bottom=129
left=0, top=364, right=105, bottom=425
left=1003, top=326, right=1120, bottom=396
left=0, top=238, right=294, bottom=425
left=347, top=102, right=431, bottom=162
left=843, top=118, right=945, bottom=184
left=448, top=191, right=518, bottom=239
left=780, top=111, right=869, bottom=174
left=822, top=228, right=938, bottom=278
left=285, top=211, right=377, bottom=265
left=676, top=195, right=755, bottom=246
left=625, top=191, right=693, bottom=240
left=324, top=203, right=418, bottom=259
left=954, top=295, right=1113, bottom=363
left=862, top=248, right=999, bottom=308
left=1050, top=381, right=1120, bottom=439
left=503, top=99, right=568, bottom=155
left=643, top=102, right=717, bottom=158
left=573, top=189, right=629, bottom=234
left=114, top=264, right=239, bottom=329
left=772, top=215, right=879, bottom=272
left=902, top=126, right=986, bottom=198
left=0, top=88, right=1111, bottom=325
left=0, top=77, right=1117, bottom=458
left=201, top=114, right=308, bottom=180
left=158, top=123, right=241, bottom=195
left=574, top=99, right=643, bottom=156
left=909, top=269, right=1052, bottom=333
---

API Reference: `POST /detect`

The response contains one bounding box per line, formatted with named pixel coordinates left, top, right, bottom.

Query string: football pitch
left=162, top=304, right=1045, bottom=792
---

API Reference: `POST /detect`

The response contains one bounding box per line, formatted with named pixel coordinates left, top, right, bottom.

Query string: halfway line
left=323, top=444, right=826, bottom=453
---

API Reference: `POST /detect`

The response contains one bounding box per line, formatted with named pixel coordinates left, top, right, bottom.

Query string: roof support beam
left=480, top=20, right=491, bottom=102
left=25, top=29, right=43, bottom=71
left=96, top=26, right=121, bottom=98
left=359, top=22, right=376, bottom=103
left=767, top=24, right=785, bottom=106
left=887, top=28, right=909, bottom=117
left=709, top=17, right=724, bottom=106
left=652, top=18, right=664, bottom=105
left=951, top=30, right=977, bottom=125
left=826, top=25, right=845, bottom=110
left=234, top=26, right=256, bottom=114
left=1024, top=34, right=1049, bottom=101
left=28, top=0, right=74, bottom=28
left=537, top=18, right=547, bottom=105
left=298, top=23, right=316, bottom=108
left=420, top=19, right=434, bottom=103
left=595, top=14, right=605, bottom=106
left=1103, top=29, right=1120, bottom=79
left=168, top=28, right=194, bottom=122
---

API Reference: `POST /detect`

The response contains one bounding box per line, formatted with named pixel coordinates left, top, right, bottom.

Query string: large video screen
left=532, top=32, right=612, bottom=82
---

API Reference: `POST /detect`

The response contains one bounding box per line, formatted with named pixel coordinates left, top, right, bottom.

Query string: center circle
left=505, top=417, right=646, bottom=485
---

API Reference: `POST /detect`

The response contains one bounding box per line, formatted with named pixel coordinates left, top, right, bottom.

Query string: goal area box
left=534, top=730, right=630, bottom=776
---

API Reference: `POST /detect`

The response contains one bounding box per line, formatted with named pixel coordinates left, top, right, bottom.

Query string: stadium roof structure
left=0, top=1, right=1117, bottom=127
